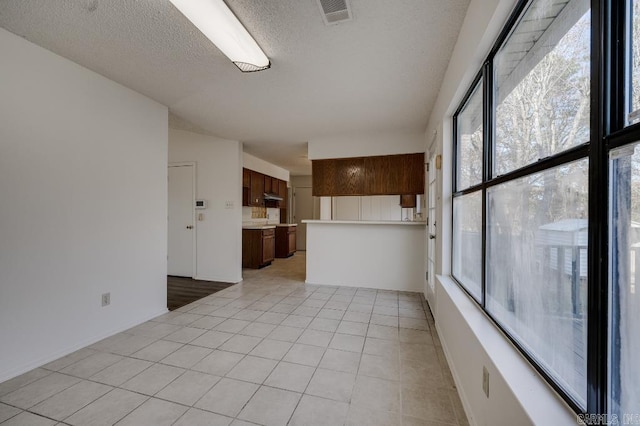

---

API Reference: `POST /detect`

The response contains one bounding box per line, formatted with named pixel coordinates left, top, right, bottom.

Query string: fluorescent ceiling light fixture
left=169, top=0, right=270, bottom=72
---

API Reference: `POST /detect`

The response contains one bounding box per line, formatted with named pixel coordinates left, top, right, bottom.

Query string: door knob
left=429, top=234, right=436, bottom=240
left=186, top=225, right=193, bottom=229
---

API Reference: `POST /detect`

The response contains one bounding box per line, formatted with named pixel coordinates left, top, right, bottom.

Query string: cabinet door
left=402, top=153, right=425, bottom=194
left=288, top=229, right=296, bottom=254
left=262, top=234, right=275, bottom=263
left=264, top=176, right=272, bottom=194
left=243, top=168, right=251, bottom=188
left=250, top=171, right=264, bottom=206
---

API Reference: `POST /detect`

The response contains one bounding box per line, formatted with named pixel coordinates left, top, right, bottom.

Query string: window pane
left=486, top=158, right=588, bottom=407
left=494, top=0, right=590, bottom=175
left=630, top=0, right=640, bottom=122
left=609, top=143, right=640, bottom=416
left=456, top=82, right=483, bottom=190
left=453, top=192, right=483, bottom=301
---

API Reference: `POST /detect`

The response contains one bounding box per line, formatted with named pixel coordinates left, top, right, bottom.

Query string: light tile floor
left=0, top=253, right=468, bottom=426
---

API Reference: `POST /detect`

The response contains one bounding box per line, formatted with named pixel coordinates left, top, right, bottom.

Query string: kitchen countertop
left=242, top=225, right=277, bottom=230
left=275, top=224, right=297, bottom=227
left=302, top=220, right=426, bottom=226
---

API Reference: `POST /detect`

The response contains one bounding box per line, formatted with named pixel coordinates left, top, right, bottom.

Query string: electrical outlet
left=482, top=366, right=490, bottom=397
left=101, top=292, right=110, bottom=307
left=225, top=200, right=234, bottom=209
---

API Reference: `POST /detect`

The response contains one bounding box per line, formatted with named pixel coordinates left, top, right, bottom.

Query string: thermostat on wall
left=195, top=199, right=207, bottom=209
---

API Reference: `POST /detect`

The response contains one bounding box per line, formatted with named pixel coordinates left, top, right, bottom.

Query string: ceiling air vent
left=316, top=0, right=352, bottom=25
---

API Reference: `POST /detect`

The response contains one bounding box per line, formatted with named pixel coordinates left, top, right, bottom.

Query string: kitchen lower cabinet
left=275, top=225, right=297, bottom=258
left=243, top=228, right=275, bottom=268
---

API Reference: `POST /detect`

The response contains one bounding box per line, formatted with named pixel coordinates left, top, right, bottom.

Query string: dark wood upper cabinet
left=250, top=170, right=264, bottom=206
left=264, top=176, right=273, bottom=194
left=312, top=157, right=365, bottom=196
left=313, top=153, right=424, bottom=197
left=243, top=168, right=251, bottom=188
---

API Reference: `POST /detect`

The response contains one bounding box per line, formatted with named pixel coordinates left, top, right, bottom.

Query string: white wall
left=243, top=152, right=290, bottom=182
left=306, top=222, right=425, bottom=292
left=0, top=28, right=168, bottom=382
left=308, top=131, right=425, bottom=160
left=424, top=0, right=577, bottom=424
left=169, top=129, right=243, bottom=283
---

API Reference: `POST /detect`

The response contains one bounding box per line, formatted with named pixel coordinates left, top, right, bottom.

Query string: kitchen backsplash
left=242, top=206, right=280, bottom=225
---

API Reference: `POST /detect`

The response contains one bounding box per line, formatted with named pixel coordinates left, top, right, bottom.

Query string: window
left=456, top=81, right=483, bottom=190
left=494, top=0, right=590, bottom=176
left=453, top=192, right=482, bottom=300
left=452, top=0, right=597, bottom=413
left=453, top=79, right=484, bottom=300
left=609, top=143, right=640, bottom=417
left=630, top=0, right=640, bottom=124
left=487, top=159, right=588, bottom=406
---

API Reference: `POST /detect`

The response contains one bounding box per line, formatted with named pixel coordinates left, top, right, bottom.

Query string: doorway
left=168, top=163, right=195, bottom=277
left=293, top=186, right=314, bottom=250
left=426, top=153, right=437, bottom=306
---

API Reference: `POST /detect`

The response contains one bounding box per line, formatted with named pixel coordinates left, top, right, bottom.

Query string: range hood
left=263, top=193, right=283, bottom=201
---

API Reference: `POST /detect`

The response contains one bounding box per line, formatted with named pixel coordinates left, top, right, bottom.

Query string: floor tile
left=359, top=353, right=400, bottom=380
left=190, top=330, right=235, bottom=349
left=226, top=356, right=278, bottom=384
left=347, top=303, right=373, bottom=314
left=401, top=415, right=456, bottom=426
left=264, top=362, right=315, bottom=393
left=316, top=308, right=346, bottom=320
left=232, top=309, right=264, bottom=321
left=256, top=312, right=288, bottom=325
left=192, top=350, right=245, bottom=376
left=215, top=319, right=251, bottom=333
left=173, top=407, right=233, bottom=426
left=160, top=344, right=212, bottom=368
left=187, top=304, right=221, bottom=316
left=0, top=372, right=80, bottom=409
left=65, top=388, right=147, bottom=426
left=269, top=303, right=297, bottom=314
left=190, top=316, right=226, bottom=329
left=156, top=370, right=220, bottom=406
left=305, top=368, right=355, bottom=402
left=280, top=315, right=313, bottom=328
left=238, top=386, right=301, bottom=426
left=219, top=335, right=262, bottom=354
left=289, top=394, right=349, bottom=426
left=346, top=405, right=401, bottom=426
left=0, top=402, right=22, bottom=423
left=121, top=363, right=184, bottom=396
left=0, top=369, right=51, bottom=398
left=371, top=314, right=400, bottom=327
left=329, top=333, right=365, bottom=353
left=364, top=337, right=400, bottom=360
left=249, top=339, right=293, bottom=360
left=30, top=380, right=112, bottom=421
left=89, top=357, right=152, bottom=386
left=239, top=322, right=277, bottom=338
left=350, top=375, right=400, bottom=413
left=117, top=397, right=187, bottom=426
left=267, top=325, right=304, bottom=342
left=400, top=329, right=433, bottom=345
left=210, top=307, right=242, bottom=318
left=194, top=378, right=258, bottom=417
left=308, top=318, right=340, bottom=332
left=399, top=308, right=427, bottom=319
left=292, top=306, right=321, bottom=317
left=130, top=340, right=183, bottom=362
left=42, top=348, right=96, bottom=372
left=1, top=412, right=57, bottom=426
left=342, top=311, right=371, bottom=323
left=319, top=349, right=361, bottom=374
left=102, top=334, right=157, bottom=356
left=282, top=344, right=326, bottom=367
left=399, top=317, right=429, bottom=331
left=163, top=326, right=207, bottom=343
left=401, top=385, right=455, bottom=423
left=336, top=320, right=368, bottom=336
left=367, top=324, right=400, bottom=341
left=297, top=329, right=333, bottom=347
left=60, top=352, right=123, bottom=379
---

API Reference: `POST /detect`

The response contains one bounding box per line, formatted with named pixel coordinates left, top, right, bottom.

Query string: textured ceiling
left=0, top=0, right=470, bottom=175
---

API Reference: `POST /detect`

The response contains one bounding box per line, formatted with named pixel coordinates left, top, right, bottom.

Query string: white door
left=426, top=154, right=437, bottom=306
left=294, top=187, right=313, bottom=250
left=168, top=164, right=195, bottom=277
